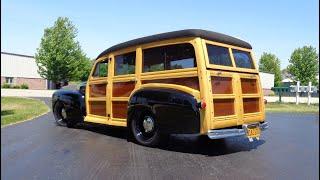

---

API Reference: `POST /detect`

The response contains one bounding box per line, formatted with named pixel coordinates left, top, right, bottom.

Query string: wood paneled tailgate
left=211, top=76, right=233, bottom=94
left=243, top=98, right=260, bottom=113
left=241, top=78, right=260, bottom=113
left=212, top=76, right=234, bottom=117
left=213, top=99, right=235, bottom=117
left=241, top=78, right=257, bottom=94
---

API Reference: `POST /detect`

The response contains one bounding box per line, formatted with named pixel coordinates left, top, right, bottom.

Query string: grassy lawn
left=265, top=103, right=319, bottom=113
left=1, top=97, right=49, bottom=126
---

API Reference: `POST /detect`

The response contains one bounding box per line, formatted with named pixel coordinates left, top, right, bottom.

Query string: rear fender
left=127, top=88, right=200, bottom=134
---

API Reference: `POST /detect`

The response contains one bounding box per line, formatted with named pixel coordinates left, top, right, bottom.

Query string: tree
left=281, top=68, right=294, bottom=80
left=259, top=52, right=282, bottom=87
left=287, top=46, right=319, bottom=85
left=35, top=17, right=91, bottom=89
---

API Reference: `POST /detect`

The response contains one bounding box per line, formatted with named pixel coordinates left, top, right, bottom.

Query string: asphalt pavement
left=1, top=97, right=319, bottom=180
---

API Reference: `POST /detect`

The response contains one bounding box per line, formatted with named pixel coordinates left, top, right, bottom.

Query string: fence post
left=307, top=81, right=312, bottom=105
left=296, top=81, right=300, bottom=105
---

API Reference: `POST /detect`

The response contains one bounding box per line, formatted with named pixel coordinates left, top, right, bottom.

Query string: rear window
left=114, top=52, right=136, bottom=75
left=232, top=49, right=254, bottom=69
left=143, top=43, right=196, bottom=72
left=206, top=44, right=232, bottom=67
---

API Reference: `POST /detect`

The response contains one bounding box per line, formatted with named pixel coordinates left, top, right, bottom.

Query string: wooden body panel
left=243, top=98, right=260, bottom=114
left=142, top=76, right=199, bottom=91
left=241, top=78, right=257, bottom=94
left=89, top=101, right=106, bottom=116
left=211, top=76, right=233, bottom=94
left=213, top=99, right=235, bottom=116
left=113, top=82, right=136, bottom=97
left=112, top=101, right=128, bottom=119
left=89, top=84, right=106, bottom=97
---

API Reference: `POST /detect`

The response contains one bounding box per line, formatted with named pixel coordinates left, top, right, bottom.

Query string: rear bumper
left=207, top=122, right=268, bottom=139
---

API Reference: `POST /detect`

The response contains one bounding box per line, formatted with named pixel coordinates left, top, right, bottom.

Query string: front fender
left=128, top=88, right=200, bottom=134
left=52, top=90, right=86, bottom=117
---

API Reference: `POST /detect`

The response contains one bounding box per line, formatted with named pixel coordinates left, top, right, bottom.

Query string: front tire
left=130, top=111, right=162, bottom=147
left=53, top=102, right=76, bottom=128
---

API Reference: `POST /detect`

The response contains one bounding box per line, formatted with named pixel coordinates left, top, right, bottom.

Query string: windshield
left=206, top=43, right=255, bottom=69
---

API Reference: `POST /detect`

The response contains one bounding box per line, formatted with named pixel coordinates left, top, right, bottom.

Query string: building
left=1, top=52, right=49, bottom=89
left=282, top=78, right=295, bottom=87
left=259, top=72, right=275, bottom=95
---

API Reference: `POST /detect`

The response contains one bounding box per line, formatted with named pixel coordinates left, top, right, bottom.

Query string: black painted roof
left=96, top=29, right=252, bottom=59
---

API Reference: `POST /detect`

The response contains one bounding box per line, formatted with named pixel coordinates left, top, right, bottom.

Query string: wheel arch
left=127, top=85, right=201, bottom=134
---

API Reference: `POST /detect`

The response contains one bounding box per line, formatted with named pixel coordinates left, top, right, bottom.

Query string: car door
left=109, top=51, right=137, bottom=126
left=85, top=57, right=110, bottom=124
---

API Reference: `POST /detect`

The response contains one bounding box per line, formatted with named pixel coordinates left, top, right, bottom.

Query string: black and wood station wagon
left=52, top=29, right=268, bottom=147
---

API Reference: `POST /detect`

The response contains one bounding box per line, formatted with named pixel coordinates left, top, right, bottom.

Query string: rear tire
left=130, top=110, right=163, bottom=147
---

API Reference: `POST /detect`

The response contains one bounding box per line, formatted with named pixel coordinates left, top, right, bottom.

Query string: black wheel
left=53, top=102, right=76, bottom=128
left=131, top=111, right=162, bottom=147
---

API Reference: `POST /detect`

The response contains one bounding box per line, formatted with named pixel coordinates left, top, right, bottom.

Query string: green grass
left=265, top=103, right=319, bottom=113
left=1, top=97, right=49, bottom=126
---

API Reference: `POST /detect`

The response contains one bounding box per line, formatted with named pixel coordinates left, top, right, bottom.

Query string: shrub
left=12, top=85, right=21, bottom=89
left=269, top=91, right=275, bottom=96
left=20, top=84, right=29, bottom=89
left=1, top=83, right=11, bottom=88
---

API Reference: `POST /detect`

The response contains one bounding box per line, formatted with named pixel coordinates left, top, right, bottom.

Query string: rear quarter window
left=143, top=43, right=196, bottom=72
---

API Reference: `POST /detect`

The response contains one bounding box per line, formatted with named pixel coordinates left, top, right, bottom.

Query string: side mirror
left=79, top=83, right=86, bottom=95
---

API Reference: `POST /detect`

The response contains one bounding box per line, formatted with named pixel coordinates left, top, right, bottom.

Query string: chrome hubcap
left=142, top=116, right=154, bottom=133
left=61, top=108, right=67, bottom=119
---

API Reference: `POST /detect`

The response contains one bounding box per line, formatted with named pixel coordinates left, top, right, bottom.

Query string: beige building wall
left=1, top=52, right=48, bottom=90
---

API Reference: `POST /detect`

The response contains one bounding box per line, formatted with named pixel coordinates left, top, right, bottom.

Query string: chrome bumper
left=207, top=122, right=269, bottom=139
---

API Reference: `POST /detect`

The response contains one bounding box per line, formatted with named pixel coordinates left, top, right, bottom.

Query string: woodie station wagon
left=52, top=29, right=268, bottom=147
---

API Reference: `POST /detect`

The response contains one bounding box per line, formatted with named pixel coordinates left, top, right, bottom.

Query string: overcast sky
left=2, top=0, right=319, bottom=69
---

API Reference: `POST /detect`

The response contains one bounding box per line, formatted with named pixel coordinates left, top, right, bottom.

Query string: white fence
left=264, top=96, right=319, bottom=104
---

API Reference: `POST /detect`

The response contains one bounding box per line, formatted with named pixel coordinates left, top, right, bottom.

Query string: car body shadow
left=161, top=135, right=265, bottom=156
left=79, top=122, right=265, bottom=156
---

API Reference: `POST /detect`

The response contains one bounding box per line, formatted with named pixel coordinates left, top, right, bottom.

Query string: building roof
left=282, top=78, right=294, bottom=83
left=1, top=52, right=42, bottom=79
left=1, top=51, right=34, bottom=58
left=96, top=29, right=252, bottom=59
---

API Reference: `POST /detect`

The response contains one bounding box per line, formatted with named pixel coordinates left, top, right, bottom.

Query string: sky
left=1, top=0, right=319, bottom=69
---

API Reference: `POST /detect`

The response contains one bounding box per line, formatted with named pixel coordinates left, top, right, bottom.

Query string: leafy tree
left=259, top=52, right=282, bottom=87
left=287, top=46, right=319, bottom=85
left=35, top=17, right=91, bottom=88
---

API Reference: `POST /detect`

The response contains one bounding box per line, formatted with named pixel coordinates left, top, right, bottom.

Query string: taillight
left=198, top=100, right=206, bottom=109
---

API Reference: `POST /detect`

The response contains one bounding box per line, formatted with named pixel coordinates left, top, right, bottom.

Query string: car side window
left=143, top=43, right=196, bottom=72
left=92, top=60, right=108, bottom=77
left=114, top=52, right=136, bottom=76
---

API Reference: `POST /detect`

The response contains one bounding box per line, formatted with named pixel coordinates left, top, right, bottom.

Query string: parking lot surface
left=1, top=98, right=319, bottom=180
